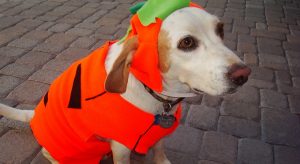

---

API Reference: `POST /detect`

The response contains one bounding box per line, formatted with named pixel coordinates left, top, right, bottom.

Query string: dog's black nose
left=227, top=64, right=251, bottom=86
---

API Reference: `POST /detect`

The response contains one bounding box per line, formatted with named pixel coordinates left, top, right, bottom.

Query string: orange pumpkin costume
left=30, top=1, right=203, bottom=163
left=30, top=42, right=181, bottom=163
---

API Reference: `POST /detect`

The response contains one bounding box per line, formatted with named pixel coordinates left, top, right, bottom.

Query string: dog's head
left=105, top=6, right=251, bottom=96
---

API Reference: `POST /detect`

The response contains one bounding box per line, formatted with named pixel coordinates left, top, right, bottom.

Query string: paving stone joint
left=0, top=0, right=300, bottom=164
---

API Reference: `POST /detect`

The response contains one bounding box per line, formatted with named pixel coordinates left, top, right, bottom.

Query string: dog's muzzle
left=191, top=88, right=204, bottom=94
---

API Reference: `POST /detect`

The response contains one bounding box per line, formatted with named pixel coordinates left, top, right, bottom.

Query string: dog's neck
left=105, top=43, right=179, bottom=115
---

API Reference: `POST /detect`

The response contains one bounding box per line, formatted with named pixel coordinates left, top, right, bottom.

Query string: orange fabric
left=127, top=15, right=163, bottom=92
left=30, top=42, right=181, bottom=164
left=190, top=2, right=204, bottom=9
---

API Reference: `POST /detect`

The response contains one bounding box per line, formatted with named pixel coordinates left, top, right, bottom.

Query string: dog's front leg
left=110, top=140, right=131, bottom=164
left=41, top=148, right=58, bottom=164
left=153, top=139, right=171, bottom=164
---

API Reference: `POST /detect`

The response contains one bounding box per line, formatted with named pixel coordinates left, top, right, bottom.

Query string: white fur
left=0, top=7, right=245, bottom=164
left=110, top=140, right=131, bottom=164
left=0, top=103, right=33, bottom=122
left=160, top=8, right=242, bottom=96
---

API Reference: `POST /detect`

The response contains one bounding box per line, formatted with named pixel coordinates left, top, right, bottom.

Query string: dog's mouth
left=192, top=86, right=238, bottom=96
left=224, top=80, right=241, bottom=94
left=225, top=87, right=238, bottom=94
left=191, top=88, right=204, bottom=94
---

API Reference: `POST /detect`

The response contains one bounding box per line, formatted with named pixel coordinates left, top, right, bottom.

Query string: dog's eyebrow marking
left=158, top=30, right=171, bottom=73
left=216, top=22, right=224, bottom=39
left=68, top=64, right=82, bottom=109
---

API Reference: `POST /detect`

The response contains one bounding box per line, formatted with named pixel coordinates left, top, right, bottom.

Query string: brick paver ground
left=0, top=0, right=299, bottom=163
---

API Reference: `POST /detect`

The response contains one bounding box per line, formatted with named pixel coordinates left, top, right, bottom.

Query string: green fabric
left=119, top=0, right=192, bottom=43
left=130, top=2, right=146, bottom=14
left=137, top=0, right=190, bottom=26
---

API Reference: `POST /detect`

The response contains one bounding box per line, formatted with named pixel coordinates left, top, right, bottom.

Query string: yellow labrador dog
left=0, top=4, right=250, bottom=164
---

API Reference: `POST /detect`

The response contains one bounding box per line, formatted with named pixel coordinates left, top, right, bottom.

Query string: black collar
left=143, top=85, right=184, bottom=113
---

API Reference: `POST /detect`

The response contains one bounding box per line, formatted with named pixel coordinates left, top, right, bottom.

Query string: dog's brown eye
left=178, top=36, right=198, bottom=51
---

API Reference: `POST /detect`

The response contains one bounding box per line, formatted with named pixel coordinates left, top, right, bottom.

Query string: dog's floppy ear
left=105, top=36, right=138, bottom=93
